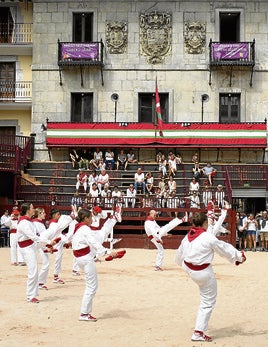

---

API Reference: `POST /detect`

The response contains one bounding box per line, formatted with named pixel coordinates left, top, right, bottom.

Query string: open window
left=73, top=12, right=93, bottom=42
left=138, top=93, right=169, bottom=123
left=0, top=62, right=15, bottom=101
left=219, top=12, right=240, bottom=42
left=71, top=93, right=93, bottom=122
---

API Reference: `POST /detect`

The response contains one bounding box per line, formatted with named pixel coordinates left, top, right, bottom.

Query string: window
left=71, top=93, right=93, bottom=122
left=219, top=93, right=240, bottom=123
left=0, top=7, right=14, bottom=43
left=219, top=12, right=240, bottom=42
left=0, top=62, right=15, bottom=100
left=73, top=13, right=93, bottom=42
left=138, top=93, right=169, bottom=123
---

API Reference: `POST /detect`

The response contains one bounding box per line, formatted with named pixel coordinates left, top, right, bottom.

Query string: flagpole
left=154, top=76, right=157, bottom=138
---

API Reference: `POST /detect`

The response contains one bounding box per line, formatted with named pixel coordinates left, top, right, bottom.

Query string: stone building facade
left=30, top=0, right=268, bottom=161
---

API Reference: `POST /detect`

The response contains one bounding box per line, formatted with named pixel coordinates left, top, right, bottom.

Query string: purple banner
left=212, top=43, right=249, bottom=60
left=61, top=43, right=99, bottom=60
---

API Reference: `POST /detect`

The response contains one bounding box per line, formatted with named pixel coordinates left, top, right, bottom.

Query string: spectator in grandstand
left=158, top=154, right=167, bottom=177
left=175, top=152, right=183, bottom=165
left=125, top=149, right=138, bottom=170
left=95, top=158, right=106, bottom=171
left=236, top=210, right=247, bottom=251
left=112, top=185, right=123, bottom=207
left=142, top=193, right=154, bottom=208
left=156, top=150, right=163, bottom=163
left=145, top=171, right=154, bottom=195
left=215, top=184, right=225, bottom=209
left=158, top=176, right=166, bottom=194
left=189, top=190, right=200, bottom=209
left=191, top=151, right=199, bottom=163
left=258, top=210, right=268, bottom=251
left=202, top=162, right=217, bottom=186
left=192, top=161, right=202, bottom=183
left=91, top=148, right=103, bottom=170
left=202, top=185, right=212, bottom=208
left=71, top=192, right=83, bottom=217
left=134, top=167, right=146, bottom=194
left=88, top=170, right=98, bottom=189
left=161, top=184, right=170, bottom=208
left=104, top=191, right=114, bottom=209
left=75, top=169, right=88, bottom=193
left=78, top=148, right=90, bottom=171
left=116, top=149, right=127, bottom=171
left=125, top=184, right=137, bottom=208
left=189, top=177, right=199, bottom=195
left=100, top=184, right=111, bottom=201
left=168, top=153, right=177, bottom=177
left=105, top=148, right=115, bottom=170
left=244, top=213, right=258, bottom=252
left=97, top=169, right=110, bottom=193
left=69, top=148, right=80, bottom=169
left=89, top=183, right=100, bottom=205
left=167, top=191, right=181, bottom=217
left=167, top=175, right=176, bottom=194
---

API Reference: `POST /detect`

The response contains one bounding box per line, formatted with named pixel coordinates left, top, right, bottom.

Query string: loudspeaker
left=111, top=93, right=119, bottom=102
left=201, top=94, right=209, bottom=102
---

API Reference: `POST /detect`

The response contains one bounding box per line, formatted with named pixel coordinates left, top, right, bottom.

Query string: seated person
left=202, top=162, right=216, bottom=185
left=125, top=184, right=137, bottom=208
left=78, top=148, right=90, bottom=170
left=69, top=149, right=80, bottom=169
left=75, top=169, right=88, bottom=193
left=105, top=148, right=115, bottom=170
left=125, top=149, right=138, bottom=170
left=90, top=147, right=103, bottom=170
left=189, top=177, right=200, bottom=194
left=97, top=169, right=110, bottom=193
left=116, top=149, right=127, bottom=170
left=168, top=153, right=177, bottom=176
left=134, top=167, right=146, bottom=194
left=192, top=161, right=202, bottom=183
left=145, top=171, right=154, bottom=195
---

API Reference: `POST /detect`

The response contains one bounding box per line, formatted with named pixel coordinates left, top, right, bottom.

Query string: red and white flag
left=155, top=79, right=164, bottom=137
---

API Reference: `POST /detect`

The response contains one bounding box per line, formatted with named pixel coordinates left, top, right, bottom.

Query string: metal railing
left=0, top=23, right=32, bottom=44
left=226, top=165, right=268, bottom=189
left=0, top=81, right=32, bottom=102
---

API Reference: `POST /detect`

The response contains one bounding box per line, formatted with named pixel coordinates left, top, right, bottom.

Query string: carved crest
left=184, top=22, right=206, bottom=54
left=140, top=11, right=172, bottom=64
left=106, top=21, right=127, bottom=54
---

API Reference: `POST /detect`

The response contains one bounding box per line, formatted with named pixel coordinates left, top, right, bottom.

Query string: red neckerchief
left=145, top=216, right=154, bottom=221
left=49, top=219, right=58, bottom=225
left=187, top=227, right=206, bottom=242
left=18, top=216, right=32, bottom=224
left=74, top=222, right=87, bottom=234
left=32, top=218, right=45, bottom=224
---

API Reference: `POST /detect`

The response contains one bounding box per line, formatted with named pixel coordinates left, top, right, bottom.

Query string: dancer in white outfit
left=32, top=208, right=50, bottom=290
left=17, top=203, right=61, bottom=303
left=72, top=208, right=126, bottom=321
left=175, top=211, right=246, bottom=342
left=5, top=209, right=24, bottom=265
left=144, top=210, right=188, bottom=271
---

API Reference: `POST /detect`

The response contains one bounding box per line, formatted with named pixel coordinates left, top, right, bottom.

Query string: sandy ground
left=0, top=246, right=268, bottom=347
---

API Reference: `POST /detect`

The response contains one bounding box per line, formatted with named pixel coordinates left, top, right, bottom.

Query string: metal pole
left=201, top=100, right=204, bottom=123
left=114, top=101, right=117, bottom=122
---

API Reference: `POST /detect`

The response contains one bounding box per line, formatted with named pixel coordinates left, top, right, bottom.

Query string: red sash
left=10, top=229, right=17, bottom=234
left=73, top=246, right=90, bottom=257
left=18, top=239, right=34, bottom=248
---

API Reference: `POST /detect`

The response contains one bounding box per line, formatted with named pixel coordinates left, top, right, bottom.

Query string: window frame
left=138, top=92, right=169, bottom=124
left=71, top=92, right=94, bottom=122
left=219, top=93, right=241, bottom=123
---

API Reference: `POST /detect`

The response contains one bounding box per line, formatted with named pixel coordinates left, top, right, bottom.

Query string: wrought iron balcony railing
left=0, top=81, right=32, bottom=102
left=0, top=23, right=32, bottom=44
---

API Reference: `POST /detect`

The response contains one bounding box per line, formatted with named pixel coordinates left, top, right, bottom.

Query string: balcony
left=0, top=23, right=32, bottom=55
left=0, top=81, right=32, bottom=107
left=57, top=40, right=104, bottom=86
left=209, top=40, right=255, bottom=86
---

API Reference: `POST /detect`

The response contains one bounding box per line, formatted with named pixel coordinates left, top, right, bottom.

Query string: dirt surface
left=0, top=247, right=267, bottom=347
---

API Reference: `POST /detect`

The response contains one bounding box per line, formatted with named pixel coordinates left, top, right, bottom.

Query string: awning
left=46, top=122, right=267, bottom=148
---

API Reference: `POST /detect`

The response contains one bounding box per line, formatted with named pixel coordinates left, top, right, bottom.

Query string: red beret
left=93, top=206, right=102, bottom=214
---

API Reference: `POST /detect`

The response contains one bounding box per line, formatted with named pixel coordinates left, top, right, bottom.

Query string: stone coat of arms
left=140, top=11, right=172, bottom=64
left=106, top=21, right=127, bottom=54
left=184, top=22, right=206, bottom=54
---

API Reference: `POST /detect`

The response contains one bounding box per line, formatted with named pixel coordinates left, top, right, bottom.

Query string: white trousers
left=20, top=244, right=39, bottom=300
left=73, top=256, right=80, bottom=272
left=76, top=254, right=98, bottom=315
left=151, top=238, right=164, bottom=267
left=10, top=233, right=24, bottom=263
left=38, top=248, right=50, bottom=284
left=182, top=262, right=217, bottom=332
left=54, top=240, right=64, bottom=276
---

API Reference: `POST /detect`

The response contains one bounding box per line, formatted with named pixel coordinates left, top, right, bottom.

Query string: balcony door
left=219, top=93, right=240, bottom=123
left=73, top=13, right=93, bottom=42
left=138, top=93, right=169, bottom=123
left=219, top=12, right=240, bottom=42
left=0, top=62, right=15, bottom=102
left=71, top=93, right=93, bottom=122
